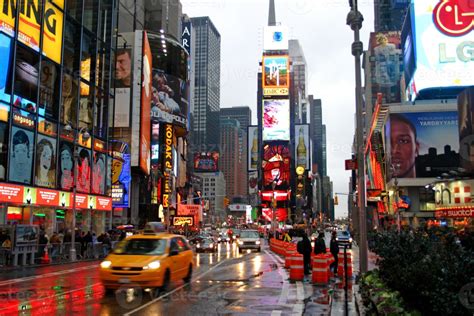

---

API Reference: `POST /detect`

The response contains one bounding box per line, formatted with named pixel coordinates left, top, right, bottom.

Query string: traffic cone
left=41, top=246, right=51, bottom=264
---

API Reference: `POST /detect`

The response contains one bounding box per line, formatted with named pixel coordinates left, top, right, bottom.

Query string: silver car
left=237, top=230, right=261, bottom=253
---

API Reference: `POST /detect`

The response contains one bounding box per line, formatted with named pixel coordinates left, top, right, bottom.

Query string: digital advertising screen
left=111, top=141, right=131, bottom=208
left=248, top=126, right=259, bottom=171
left=386, top=110, right=459, bottom=179
left=0, top=33, right=12, bottom=104
left=35, top=134, right=56, bottom=188
left=263, top=99, right=290, bottom=141
left=76, top=148, right=91, bottom=193
left=458, top=87, right=474, bottom=174
left=9, top=127, right=34, bottom=184
left=295, top=124, right=310, bottom=170
left=262, top=55, right=289, bottom=96
left=194, top=152, right=219, bottom=172
left=262, top=142, right=290, bottom=188
left=263, top=26, right=289, bottom=51
left=248, top=170, right=258, bottom=195
left=140, top=31, right=152, bottom=175
left=407, top=0, right=474, bottom=100
left=369, top=31, right=402, bottom=104
left=58, top=141, right=74, bottom=190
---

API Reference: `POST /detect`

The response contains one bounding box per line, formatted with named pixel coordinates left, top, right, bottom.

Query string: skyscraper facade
left=289, top=40, right=308, bottom=124
left=190, top=17, right=221, bottom=153
left=374, top=0, right=410, bottom=32
left=309, top=96, right=324, bottom=176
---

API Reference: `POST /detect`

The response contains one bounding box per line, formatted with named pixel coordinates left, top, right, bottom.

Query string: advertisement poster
left=263, top=99, right=290, bottom=141
left=140, top=31, right=152, bottom=175
left=42, top=1, right=64, bottom=64
left=76, top=148, right=91, bottom=193
left=14, top=225, right=39, bottom=246
left=114, top=48, right=131, bottom=127
left=9, top=127, right=34, bottom=184
left=111, top=141, right=131, bottom=207
left=13, top=47, right=39, bottom=110
left=150, top=70, right=188, bottom=126
left=387, top=111, right=459, bottom=179
left=194, top=152, right=219, bottom=172
left=0, top=121, right=8, bottom=181
left=58, top=142, right=73, bottom=190
left=248, top=171, right=258, bottom=195
left=0, top=33, right=12, bottom=104
left=35, top=135, right=56, bottom=188
left=92, top=152, right=106, bottom=195
left=458, top=87, right=474, bottom=173
left=407, top=1, right=474, bottom=99
left=295, top=124, right=310, bottom=170
left=369, top=31, right=402, bottom=104
left=248, top=126, right=259, bottom=171
left=263, top=26, right=289, bottom=51
left=262, top=55, right=289, bottom=96
left=262, top=143, right=290, bottom=187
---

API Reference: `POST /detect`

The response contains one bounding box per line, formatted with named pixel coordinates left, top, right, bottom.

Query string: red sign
left=36, top=189, right=59, bottom=206
left=345, top=159, right=357, bottom=170
left=262, top=207, right=287, bottom=222
left=96, top=197, right=112, bottom=211
left=73, top=194, right=88, bottom=209
left=178, top=204, right=201, bottom=216
left=0, top=184, right=24, bottom=203
left=435, top=209, right=474, bottom=218
left=433, top=0, right=474, bottom=37
left=140, top=31, right=152, bottom=175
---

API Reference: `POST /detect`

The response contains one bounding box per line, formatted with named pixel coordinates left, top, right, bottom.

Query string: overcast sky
left=181, top=0, right=375, bottom=218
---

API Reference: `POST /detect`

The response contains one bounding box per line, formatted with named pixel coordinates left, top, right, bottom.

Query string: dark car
left=336, top=230, right=353, bottom=249
left=196, top=238, right=217, bottom=253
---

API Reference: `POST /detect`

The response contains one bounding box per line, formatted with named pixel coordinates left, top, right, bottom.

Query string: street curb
left=0, top=259, right=100, bottom=272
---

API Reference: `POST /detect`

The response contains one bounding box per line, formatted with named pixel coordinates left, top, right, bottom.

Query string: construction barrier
left=337, top=250, right=353, bottom=278
left=312, top=254, right=329, bottom=284
left=284, top=246, right=297, bottom=269
left=289, top=254, right=304, bottom=281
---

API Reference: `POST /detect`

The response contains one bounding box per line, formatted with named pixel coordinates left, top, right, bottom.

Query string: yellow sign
left=0, top=0, right=63, bottom=63
left=173, top=217, right=193, bottom=226
left=42, top=1, right=64, bottom=64
left=263, top=87, right=289, bottom=96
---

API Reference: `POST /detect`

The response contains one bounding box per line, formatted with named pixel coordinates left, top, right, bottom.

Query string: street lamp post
left=271, top=181, right=277, bottom=237
left=69, top=126, right=90, bottom=262
left=347, top=0, right=368, bottom=273
left=391, top=163, right=401, bottom=232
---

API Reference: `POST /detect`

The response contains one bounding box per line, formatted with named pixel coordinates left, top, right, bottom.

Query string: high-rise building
left=200, top=172, right=226, bottom=221
left=309, top=96, right=324, bottom=176
left=289, top=40, right=308, bottom=124
left=220, top=107, right=252, bottom=195
left=144, top=0, right=183, bottom=39
left=220, top=118, right=246, bottom=199
left=190, top=17, right=221, bottom=152
left=374, top=0, right=410, bottom=32
left=322, top=125, right=327, bottom=177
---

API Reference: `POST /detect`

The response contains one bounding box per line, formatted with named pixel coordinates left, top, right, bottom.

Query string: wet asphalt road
left=0, top=235, right=361, bottom=315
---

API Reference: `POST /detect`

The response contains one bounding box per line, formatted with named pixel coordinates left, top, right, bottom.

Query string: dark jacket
left=330, top=238, right=339, bottom=256
left=314, top=237, right=326, bottom=255
left=297, top=236, right=312, bottom=256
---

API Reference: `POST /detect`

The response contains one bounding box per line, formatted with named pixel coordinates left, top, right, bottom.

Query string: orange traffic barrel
left=285, top=248, right=297, bottom=269
left=312, top=254, right=328, bottom=284
left=289, top=254, right=304, bottom=281
left=337, top=251, right=353, bottom=277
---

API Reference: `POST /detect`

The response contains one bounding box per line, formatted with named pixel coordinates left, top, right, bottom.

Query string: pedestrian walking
left=297, top=233, right=313, bottom=275
left=102, top=233, right=112, bottom=257
left=314, top=232, right=326, bottom=255
left=330, top=231, right=339, bottom=274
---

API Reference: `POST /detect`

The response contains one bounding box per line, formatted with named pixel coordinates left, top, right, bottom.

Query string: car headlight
left=218, top=237, right=221, bottom=241
left=144, top=261, right=161, bottom=270
left=238, top=240, right=243, bottom=245
left=336, top=238, right=339, bottom=241
left=100, top=261, right=112, bottom=269
left=255, top=240, right=261, bottom=245
left=209, top=243, right=214, bottom=247
left=233, top=236, right=237, bottom=239
left=349, top=238, right=353, bottom=243
left=197, top=244, right=201, bottom=248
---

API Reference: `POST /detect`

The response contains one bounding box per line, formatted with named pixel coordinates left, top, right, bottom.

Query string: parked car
left=196, top=238, right=217, bottom=253
left=237, top=230, right=261, bottom=253
left=336, top=230, right=353, bottom=249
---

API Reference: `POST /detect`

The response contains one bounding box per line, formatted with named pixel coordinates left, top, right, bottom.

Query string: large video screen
left=386, top=111, right=459, bottom=178
left=263, top=99, right=290, bottom=141
left=262, top=55, right=289, bottom=96
left=194, top=152, right=219, bottom=172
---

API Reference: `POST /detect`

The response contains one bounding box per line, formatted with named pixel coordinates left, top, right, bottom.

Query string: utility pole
left=347, top=0, right=368, bottom=273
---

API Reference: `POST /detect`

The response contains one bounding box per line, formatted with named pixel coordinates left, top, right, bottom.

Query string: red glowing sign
left=433, top=0, right=474, bottom=37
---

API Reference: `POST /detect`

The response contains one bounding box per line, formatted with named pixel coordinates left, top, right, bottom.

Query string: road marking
left=296, top=281, right=304, bottom=300
left=271, top=311, right=282, bottom=316
left=0, top=265, right=98, bottom=287
left=124, top=259, right=228, bottom=316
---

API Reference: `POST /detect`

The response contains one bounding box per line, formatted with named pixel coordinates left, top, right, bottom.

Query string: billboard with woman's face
left=58, top=142, right=74, bottom=190
left=35, top=135, right=56, bottom=188
left=9, top=127, right=34, bottom=184
left=110, top=141, right=131, bottom=207
left=92, top=152, right=106, bottom=195
left=76, top=148, right=91, bottom=193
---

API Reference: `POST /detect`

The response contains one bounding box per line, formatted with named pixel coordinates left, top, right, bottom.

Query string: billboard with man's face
left=386, top=111, right=459, bottom=179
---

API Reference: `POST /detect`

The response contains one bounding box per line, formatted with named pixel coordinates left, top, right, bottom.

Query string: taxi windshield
left=112, top=239, right=167, bottom=255
left=240, top=231, right=259, bottom=239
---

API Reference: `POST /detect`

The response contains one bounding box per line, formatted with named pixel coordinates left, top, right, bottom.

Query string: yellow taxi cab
left=99, top=232, right=194, bottom=292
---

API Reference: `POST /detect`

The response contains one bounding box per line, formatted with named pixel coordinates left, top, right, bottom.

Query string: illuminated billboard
left=406, top=0, right=474, bottom=100
left=369, top=32, right=402, bottom=104
left=262, top=143, right=290, bottom=188
left=263, top=99, right=290, bottom=141
left=0, top=0, right=64, bottom=64
left=262, top=55, right=289, bottom=96
left=386, top=110, right=459, bottom=179
left=161, top=124, right=174, bottom=208
left=194, top=152, right=219, bottom=172
left=140, top=31, right=152, bottom=175
left=263, top=25, right=289, bottom=51
left=295, top=124, right=310, bottom=170
left=458, top=87, right=474, bottom=173
left=248, top=126, right=259, bottom=171
left=110, top=141, right=131, bottom=208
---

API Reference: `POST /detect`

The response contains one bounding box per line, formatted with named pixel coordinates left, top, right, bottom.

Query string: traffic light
left=334, top=195, right=339, bottom=205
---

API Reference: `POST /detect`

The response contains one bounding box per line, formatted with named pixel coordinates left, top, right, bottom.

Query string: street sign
left=345, top=159, right=358, bottom=170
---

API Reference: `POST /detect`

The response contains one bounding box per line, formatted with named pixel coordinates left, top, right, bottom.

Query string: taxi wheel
left=183, top=264, right=192, bottom=283
left=161, top=269, right=171, bottom=292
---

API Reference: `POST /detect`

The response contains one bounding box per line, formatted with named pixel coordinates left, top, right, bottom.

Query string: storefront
left=0, top=183, right=112, bottom=237
left=433, top=180, right=474, bottom=229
